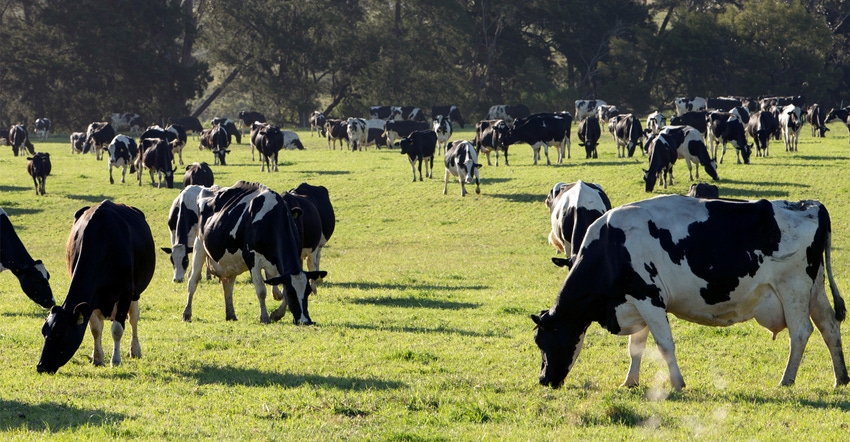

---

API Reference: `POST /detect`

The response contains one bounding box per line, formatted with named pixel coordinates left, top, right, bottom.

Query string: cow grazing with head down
left=807, top=104, right=828, bottom=138
left=574, top=100, right=607, bottom=121
left=37, top=200, right=154, bottom=373
left=578, top=116, right=601, bottom=159
left=250, top=122, right=283, bottom=172
left=443, top=140, right=481, bottom=197
left=325, top=119, right=348, bottom=150
left=503, top=112, right=572, bottom=165
left=287, top=183, right=335, bottom=294
left=9, top=125, right=35, bottom=156
left=532, top=195, right=849, bottom=390
left=687, top=182, right=719, bottom=198
left=162, top=185, right=219, bottom=283
left=107, top=135, right=138, bottom=184
left=399, top=130, right=437, bottom=181
left=431, top=106, right=465, bottom=128
left=238, top=111, right=266, bottom=129
left=84, top=122, right=115, bottom=160
left=746, top=110, right=780, bottom=157
left=545, top=180, right=611, bottom=269
left=210, top=117, right=241, bottom=145
left=433, top=115, right=453, bottom=155
left=137, top=138, right=175, bottom=188
left=673, top=97, right=707, bottom=116
left=70, top=132, right=86, bottom=154
left=183, top=162, right=214, bottom=187
left=34, top=118, right=51, bottom=141
left=487, top=104, right=531, bottom=124
left=309, top=111, right=327, bottom=137
left=644, top=126, right=718, bottom=192
left=778, top=104, right=802, bottom=152
left=199, top=124, right=231, bottom=165
left=473, top=119, right=509, bottom=166
left=0, top=208, right=55, bottom=309
left=608, top=114, right=643, bottom=158
left=26, top=152, right=51, bottom=195
left=183, top=181, right=326, bottom=324
left=707, top=112, right=751, bottom=164
left=825, top=107, right=850, bottom=142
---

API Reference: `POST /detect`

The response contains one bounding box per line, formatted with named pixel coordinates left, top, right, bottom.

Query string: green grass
left=1, top=123, right=849, bottom=440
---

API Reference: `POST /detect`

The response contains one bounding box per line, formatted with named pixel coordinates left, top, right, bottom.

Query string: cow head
left=531, top=310, right=587, bottom=388
left=9, top=259, right=55, bottom=308
left=161, top=244, right=193, bottom=283
left=265, top=271, right=327, bottom=325
left=37, top=303, right=92, bottom=373
left=213, top=148, right=231, bottom=165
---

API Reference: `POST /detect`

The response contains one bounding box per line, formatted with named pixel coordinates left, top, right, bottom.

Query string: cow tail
left=825, top=229, right=846, bottom=322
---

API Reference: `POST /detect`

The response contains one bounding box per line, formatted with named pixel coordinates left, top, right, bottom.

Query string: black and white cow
left=384, top=119, right=429, bottom=147
left=309, top=111, right=327, bottom=137
left=574, top=100, right=607, bottom=121
left=210, top=117, right=241, bottom=144
left=70, top=132, right=86, bottom=154
left=532, top=195, right=849, bottom=390
left=473, top=119, right=509, bottom=166
left=396, top=106, right=426, bottom=122
left=746, top=110, right=780, bottom=157
left=706, top=97, right=742, bottom=112
left=669, top=111, right=707, bottom=136
left=346, top=117, right=368, bottom=151
left=184, top=181, right=326, bottom=324
left=487, top=104, right=531, bottom=124
left=432, top=115, right=453, bottom=155
left=9, top=125, right=35, bottom=156
left=169, top=116, right=203, bottom=136
left=107, top=135, right=138, bottom=184
left=370, top=106, right=397, bottom=120
left=687, top=182, right=719, bottom=198
left=544, top=181, right=611, bottom=269
left=825, top=107, right=850, bottom=143
left=37, top=200, right=155, bottom=373
left=282, top=130, right=304, bottom=150
left=162, top=184, right=219, bottom=283
left=596, top=105, right=620, bottom=123
left=643, top=131, right=677, bottom=192
left=578, top=116, right=601, bottom=159
left=365, top=127, right=389, bottom=149
left=608, top=114, right=643, bottom=158
left=431, top=106, right=465, bottom=128
left=807, top=104, right=828, bottom=138
left=183, top=162, right=214, bottom=187
left=760, top=95, right=806, bottom=111
left=250, top=122, right=283, bottom=172
left=645, top=111, right=666, bottom=135
left=280, top=191, right=325, bottom=295
left=707, top=112, right=751, bottom=164
left=84, top=122, right=115, bottom=160
left=325, top=119, right=349, bottom=150
left=200, top=124, right=230, bottom=165
left=778, top=104, right=802, bottom=152
left=399, top=130, right=438, bottom=181
left=137, top=138, right=175, bottom=188
left=166, top=123, right=187, bottom=165
left=238, top=111, right=266, bottom=129
left=443, top=140, right=481, bottom=196
left=502, top=113, right=572, bottom=165
left=644, top=125, right=718, bottom=190
left=0, top=208, right=55, bottom=309
left=672, top=97, right=707, bottom=116
left=287, top=183, right=335, bottom=294
left=111, top=113, right=144, bottom=133
left=34, top=118, right=51, bottom=141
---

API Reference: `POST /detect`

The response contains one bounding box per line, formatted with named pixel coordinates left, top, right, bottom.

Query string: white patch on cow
left=289, top=273, right=311, bottom=324
left=250, top=192, right=278, bottom=223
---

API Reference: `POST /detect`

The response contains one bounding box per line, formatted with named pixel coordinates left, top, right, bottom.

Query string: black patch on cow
left=805, top=203, right=829, bottom=282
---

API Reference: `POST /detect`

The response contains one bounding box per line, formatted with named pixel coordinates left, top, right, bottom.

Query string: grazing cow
left=288, top=183, right=334, bottom=293
left=545, top=181, right=611, bottom=269
left=644, top=126, right=718, bottom=191
left=325, top=119, right=349, bottom=150
left=807, top=104, right=828, bottom=137
left=111, top=113, right=144, bottom=133
left=746, top=110, right=780, bottom=157
left=707, top=112, right=751, bottom=164
left=137, top=138, right=175, bottom=188
left=183, top=162, right=214, bottom=187
left=184, top=181, right=326, bottom=324
left=9, top=125, right=35, bottom=156
left=673, top=97, right=707, bottom=116
left=346, top=117, right=368, bottom=151
left=531, top=195, right=849, bottom=390
left=730, top=106, right=750, bottom=125
left=38, top=201, right=154, bottom=373
left=70, top=132, right=86, bottom=154
left=210, top=117, right=241, bottom=144
left=84, top=122, right=115, bottom=160
left=646, top=111, right=666, bottom=135
left=487, top=104, right=531, bottom=124
left=169, top=116, right=203, bottom=136
left=0, top=208, right=55, bottom=309
left=364, top=127, right=389, bottom=149
left=238, top=111, right=266, bottom=129
left=399, top=130, right=438, bottom=181
left=706, top=97, right=742, bottom=111
left=608, top=114, right=643, bottom=158
left=643, top=131, right=678, bottom=191
left=309, top=111, right=327, bottom=137
left=432, top=115, right=453, bottom=155
left=107, top=135, right=138, bottom=184
left=502, top=113, right=572, bottom=165
left=282, top=130, right=304, bottom=150
left=473, top=119, right=509, bottom=166
left=384, top=119, right=429, bottom=147
left=162, top=184, right=219, bottom=283
left=578, top=116, right=601, bottom=159
left=34, top=118, right=51, bottom=141
left=431, top=106, right=465, bottom=128
left=199, top=124, right=230, bottom=165
left=669, top=111, right=707, bottom=136
left=443, top=140, right=481, bottom=196
left=825, top=107, right=850, bottom=143
left=279, top=191, right=325, bottom=295
left=687, top=182, right=719, bottom=198
left=574, top=100, right=607, bottom=121
left=596, top=105, right=620, bottom=123
left=778, top=104, right=803, bottom=152
left=165, top=124, right=187, bottom=165
left=250, top=122, right=283, bottom=172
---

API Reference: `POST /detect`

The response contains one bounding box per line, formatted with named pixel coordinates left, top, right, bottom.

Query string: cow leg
left=719, top=141, right=727, bottom=164
left=32, top=176, right=39, bottom=195
left=121, top=165, right=127, bottom=183
left=249, top=267, right=271, bottom=323
left=443, top=169, right=450, bottom=195
left=543, top=142, right=551, bottom=165
left=108, top=163, right=115, bottom=184
left=183, top=238, right=207, bottom=321
left=426, top=156, right=433, bottom=179
left=632, top=299, right=686, bottom=390
left=89, top=310, right=106, bottom=366
left=531, top=144, right=540, bottom=165
left=128, top=300, right=141, bottom=359
left=177, top=146, right=184, bottom=165
left=110, top=318, right=125, bottom=367
left=809, top=279, right=850, bottom=386
left=623, top=326, right=649, bottom=387
left=220, top=276, right=238, bottom=321
left=564, top=137, right=571, bottom=160
left=40, top=177, right=46, bottom=195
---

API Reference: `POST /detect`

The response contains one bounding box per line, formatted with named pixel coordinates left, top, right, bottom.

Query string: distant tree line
left=2, top=0, right=849, bottom=131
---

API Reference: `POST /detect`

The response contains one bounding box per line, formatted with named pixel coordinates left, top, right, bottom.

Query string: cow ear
left=161, top=247, right=172, bottom=254
left=305, top=271, right=327, bottom=281
left=551, top=257, right=572, bottom=268
left=27, top=157, right=33, bottom=160
left=72, top=302, right=92, bottom=324
left=474, top=163, right=482, bottom=169
left=264, top=275, right=290, bottom=286
left=289, top=207, right=303, bottom=218
left=73, top=206, right=90, bottom=221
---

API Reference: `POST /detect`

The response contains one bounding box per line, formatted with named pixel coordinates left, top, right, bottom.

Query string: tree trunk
left=191, top=65, right=242, bottom=118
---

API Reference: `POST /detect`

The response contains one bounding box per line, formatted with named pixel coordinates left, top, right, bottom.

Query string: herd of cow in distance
left=1, top=94, right=850, bottom=393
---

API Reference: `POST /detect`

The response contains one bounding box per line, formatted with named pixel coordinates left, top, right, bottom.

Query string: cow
left=399, top=130, right=438, bottom=181
left=282, top=130, right=304, bottom=150
left=183, top=181, right=326, bottom=324
left=669, top=111, right=707, bottom=136
left=646, top=111, right=666, bottom=135
left=169, top=116, right=204, bottom=136
left=706, top=97, right=742, bottom=111
left=199, top=124, right=230, bottom=165
left=502, top=113, right=572, bottom=165
left=807, top=104, right=828, bottom=138
left=210, top=117, right=241, bottom=144
left=397, top=106, right=426, bottom=122
left=608, top=114, right=643, bottom=158
left=309, top=111, right=326, bottom=137
left=778, top=104, right=803, bottom=152
left=37, top=200, right=154, bottom=373
left=183, top=162, right=214, bottom=187
left=473, top=119, right=509, bottom=166
left=578, top=116, right=601, bottom=159
left=162, top=184, right=219, bottom=283
left=364, top=127, right=389, bottom=149
left=760, top=95, right=806, bottom=111
left=596, top=105, right=620, bottom=123
left=544, top=180, right=611, bottom=269
left=672, top=97, right=707, bottom=116
left=9, top=125, right=35, bottom=156
left=687, top=182, right=719, bottom=198
left=346, top=117, right=368, bottom=151
left=83, top=122, right=115, bottom=160
left=137, top=138, right=175, bottom=188
left=384, top=119, right=429, bottom=147
left=107, top=135, right=138, bottom=184
left=111, top=113, right=144, bottom=133
left=825, top=107, right=850, bottom=143
left=287, top=183, right=335, bottom=294
left=140, top=125, right=179, bottom=164
left=279, top=191, right=326, bottom=295
left=0, top=207, right=56, bottom=309
left=574, top=100, right=607, bottom=121
left=250, top=122, right=283, bottom=172
left=644, top=125, right=718, bottom=191
left=730, top=106, right=750, bottom=125
left=34, top=118, right=51, bottom=141
left=238, top=111, right=266, bottom=129
left=487, top=104, right=531, bottom=124
left=165, top=123, right=187, bottom=165
left=432, top=115, right=453, bottom=155
left=325, top=119, right=349, bottom=150
left=431, top=106, right=465, bottom=128
left=443, top=140, right=481, bottom=196
left=370, top=106, right=396, bottom=120
left=707, top=112, right=751, bottom=164
left=746, top=110, right=780, bottom=157
left=531, top=195, right=849, bottom=391
left=643, top=131, right=677, bottom=192
left=70, top=132, right=86, bottom=154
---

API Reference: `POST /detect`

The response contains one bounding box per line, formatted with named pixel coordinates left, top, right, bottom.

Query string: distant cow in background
left=432, top=115, right=453, bottom=155
left=502, top=113, right=572, bottom=165
left=200, top=124, right=230, bottom=165
left=27, top=152, right=51, bottom=195
left=431, top=106, right=465, bottom=128
left=9, top=125, right=35, bottom=156
left=746, top=110, right=780, bottom=158
left=443, top=140, right=481, bottom=196
left=107, top=135, right=138, bottom=184
left=473, top=119, right=509, bottom=166
left=706, top=97, right=742, bottom=111
left=346, top=118, right=368, bottom=151
left=250, top=122, right=283, bottom=172
left=183, top=162, right=214, bottom=187
left=370, top=106, right=397, bottom=120
left=608, top=114, right=643, bottom=158
left=169, top=116, right=204, bottom=136
left=325, top=119, right=348, bottom=150
left=545, top=180, right=611, bottom=269
left=399, top=130, right=438, bottom=181
left=687, top=182, right=720, bottom=198
left=282, top=130, right=304, bottom=150
left=309, top=111, right=326, bottom=137
left=807, top=104, right=828, bottom=138
left=138, top=138, right=175, bottom=188
left=707, top=112, right=751, bottom=164
left=574, top=100, right=607, bottom=121
left=83, top=122, right=115, bottom=160
left=70, top=132, right=86, bottom=154
left=487, top=104, right=531, bottom=124
left=384, top=119, right=429, bottom=147
left=111, top=113, right=144, bottom=133
left=670, top=111, right=708, bottom=136
left=238, top=111, right=266, bottom=129
left=578, top=116, right=601, bottom=159
left=34, top=118, right=51, bottom=141
left=825, top=107, right=850, bottom=143
left=210, top=118, right=241, bottom=145
left=596, top=105, right=620, bottom=123
left=778, top=104, right=803, bottom=152
left=646, top=111, right=666, bottom=135
left=673, top=97, right=707, bottom=116
left=397, top=107, right=426, bottom=122
left=166, top=124, right=187, bottom=166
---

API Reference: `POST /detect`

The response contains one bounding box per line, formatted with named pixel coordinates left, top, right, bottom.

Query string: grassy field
left=1, top=121, right=849, bottom=440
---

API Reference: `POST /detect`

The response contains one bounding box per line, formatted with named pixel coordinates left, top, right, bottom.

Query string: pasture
left=1, top=121, right=849, bottom=440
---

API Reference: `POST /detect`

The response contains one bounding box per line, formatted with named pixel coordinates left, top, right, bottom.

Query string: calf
left=608, top=114, right=643, bottom=158
left=9, top=125, right=35, bottom=156
left=0, top=208, right=55, bottom=308
left=707, top=112, right=751, bottom=164
left=37, top=201, right=155, bottom=373
left=432, top=115, right=453, bottom=155
left=578, top=116, right=601, bottom=159
left=487, top=104, right=531, bottom=124
left=673, top=96, right=707, bottom=116
left=473, top=119, right=509, bottom=166
left=238, top=111, right=266, bottom=129
left=183, top=162, right=214, bottom=187
left=325, top=119, right=349, bottom=150
left=137, top=138, right=175, bottom=188
left=574, top=100, right=607, bottom=121
left=807, top=104, right=828, bottom=138
left=502, top=113, right=572, bottom=165
left=107, top=135, right=138, bottom=184
left=399, top=130, right=438, bottom=181
left=251, top=122, right=283, bottom=172
left=309, top=111, right=326, bottom=137
left=70, top=132, right=86, bottom=154
left=162, top=185, right=219, bottom=283
left=84, top=122, right=115, bottom=160
left=544, top=180, right=611, bottom=269
left=210, top=117, right=241, bottom=144
left=34, top=118, right=51, bottom=141
left=431, top=105, right=465, bottom=128
left=778, top=104, right=802, bottom=152
left=746, top=110, right=780, bottom=157
left=443, top=140, right=481, bottom=196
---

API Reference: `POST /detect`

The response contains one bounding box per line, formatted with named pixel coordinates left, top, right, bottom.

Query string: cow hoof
left=182, top=312, right=192, bottom=322
left=226, top=314, right=238, bottom=321
left=475, top=188, right=481, bottom=194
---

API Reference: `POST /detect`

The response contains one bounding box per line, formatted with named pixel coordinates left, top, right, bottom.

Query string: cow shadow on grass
left=339, top=321, right=508, bottom=338
left=488, top=193, right=542, bottom=203
left=66, top=193, right=114, bottom=203
left=350, top=296, right=480, bottom=310
left=669, top=391, right=850, bottom=411
left=0, top=206, right=43, bottom=217
left=0, top=399, right=127, bottom=432
left=327, top=281, right=487, bottom=293
left=182, top=364, right=404, bottom=390
left=713, top=186, right=789, bottom=199
left=297, top=170, right=352, bottom=176
left=0, top=185, right=32, bottom=193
